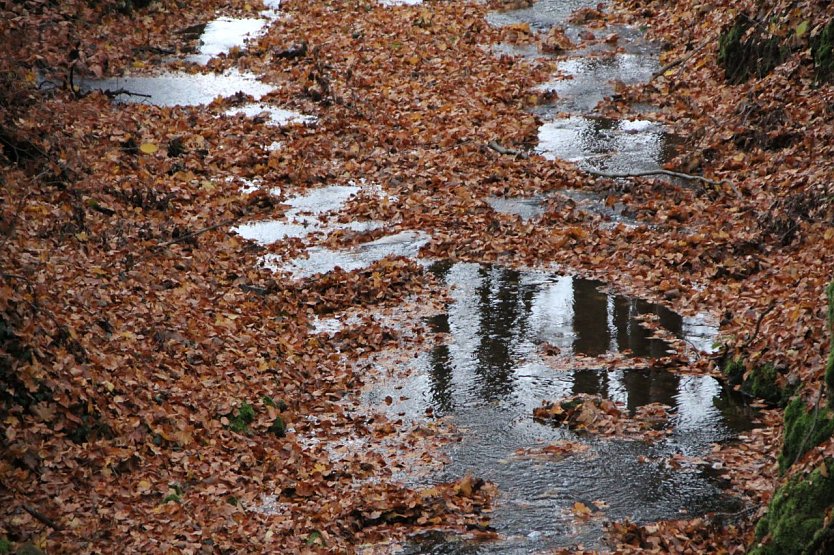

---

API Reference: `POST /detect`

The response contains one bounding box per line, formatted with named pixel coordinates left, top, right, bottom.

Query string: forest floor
left=2, top=0, right=834, bottom=553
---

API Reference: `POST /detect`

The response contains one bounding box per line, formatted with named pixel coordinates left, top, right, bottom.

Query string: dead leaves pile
left=533, top=394, right=670, bottom=439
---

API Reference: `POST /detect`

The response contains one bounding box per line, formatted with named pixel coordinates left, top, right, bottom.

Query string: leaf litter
left=2, top=0, right=834, bottom=552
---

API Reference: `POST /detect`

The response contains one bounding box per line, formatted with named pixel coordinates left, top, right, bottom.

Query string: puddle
left=183, top=0, right=282, bottom=64
left=186, top=17, right=272, bottom=64
left=536, top=116, right=673, bottom=174
left=272, top=230, right=430, bottom=278
left=534, top=53, right=658, bottom=114
left=486, top=0, right=601, bottom=32
left=486, top=196, right=547, bottom=222
left=365, top=262, right=750, bottom=552
left=233, top=184, right=364, bottom=244
left=225, top=103, right=316, bottom=127
left=81, top=69, right=274, bottom=106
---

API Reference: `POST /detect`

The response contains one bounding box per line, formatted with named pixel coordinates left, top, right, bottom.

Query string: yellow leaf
left=139, top=142, right=159, bottom=154
left=572, top=501, right=592, bottom=518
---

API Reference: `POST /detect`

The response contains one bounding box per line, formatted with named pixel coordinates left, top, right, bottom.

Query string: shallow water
left=274, top=230, right=430, bottom=278
left=186, top=16, right=272, bottom=64
left=81, top=69, right=274, bottom=106
left=233, top=185, right=366, bottom=244
left=367, top=262, right=752, bottom=552
left=224, top=103, right=316, bottom=127
left=486, top=0, right=600, bottom=32
left=536, top=116, right=674, bottom=174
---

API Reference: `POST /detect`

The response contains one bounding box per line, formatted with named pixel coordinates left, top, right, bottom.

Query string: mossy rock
left=723, top=357, right=745, bottom=386
left=812, top=19, right=834, bottom=82
left=718, top=14, right=786, bottom=84
left=825, top=280, right=834, bottom=408
left=269, top=415, right=286, bottom=438
left=778, top=397, right=834, bottom=473
left=722, top=358, right=792, bottom=405
left=750, top=459, right=834, bottom=554
left=742, top=363, right=790, bottom=405
left=227, top=402, right=256, bottom=433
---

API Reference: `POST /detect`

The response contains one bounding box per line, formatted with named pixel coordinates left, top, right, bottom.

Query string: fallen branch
left=741, top=301, right=777, bottom=352
left=584, top=168, right=724, bottom=187
left=650, top=38, right=711, bottom=81
left=134, top=45, right=177, bottom=55
left=486, top=140, right=528, bottom=159
left=154, top=217, right=241, bottom=250
left=22, top=504, right=64, bottom=531
left=101, top=88, right=153, bottom=100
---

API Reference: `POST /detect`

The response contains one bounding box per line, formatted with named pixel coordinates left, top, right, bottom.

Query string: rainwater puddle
left=225, top=103, right=316, bottom=127
left=486, top=196, right=546, bottom=221
left=186, top=17, right=271, bottom=64
left=233, top=184, right=365, bottom=244
left=380, top=0, right=424, bottom=6
left=534, top=52, right=657, bottom=115
left=82, top=1, right=290, bottom=108
left=184, top=0, right=282, bottom=64
left=271, top=230, right=430, bottom=278
left=81, top=69, right=273, bottom=106
left=367, top=262, right=751, bottom=552
left=537, top=116, right=674, bottom=174
left=486, top=0, right=600, bottom=31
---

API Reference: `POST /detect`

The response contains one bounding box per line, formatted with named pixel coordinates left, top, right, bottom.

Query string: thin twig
left=153, top=217, right=241, bottom=250
left=101, top=88, right=153, bottom=100
left=22, top=504, right=64, bottom=531
left=486, top=140, right=529, bottom=159
left=0, top=190, right=32, bottom=251
left=741, top=301, right=777, bottom=352
left=650, top=39, right=711, bottom=81
left=584, top=168, right=724, bottom=187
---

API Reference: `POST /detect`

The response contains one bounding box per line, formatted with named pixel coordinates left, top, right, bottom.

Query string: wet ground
left=77, top=0, right=756, bottom=551
left=365, top=262, right=752, bottom=552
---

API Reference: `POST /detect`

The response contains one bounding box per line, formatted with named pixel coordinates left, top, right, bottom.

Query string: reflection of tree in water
left=573, top=278, right=612, bottom=357
left=424, top=262, right=692, bottom=412
left=621, top=369, right=680, bottom=415
left=616, top=298, right=683, bottom=358
left=473, top=267, right=536, bottom=403
left=427, top=342, right=455, bottom=413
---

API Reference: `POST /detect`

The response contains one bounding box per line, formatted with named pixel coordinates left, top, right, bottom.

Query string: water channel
left=366, top=262, right=752, bottom=552
left=78, top=0, right=755, bottom=551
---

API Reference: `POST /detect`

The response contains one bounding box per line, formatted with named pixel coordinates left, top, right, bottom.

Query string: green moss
left=228, top=402, right=256, bottom=433
left=162, top=483, right=183, bottom=504
left=723, top=358, right=792, bottom=405
left=262, top=396, right=288, bottom=412
left=742, top=363, right=785, bottom=405
left=779, top=397, right=834, bottom=473
left=723, top=357, right=745, bottom=386
left=750, top=459, right=834, bottom=554
left=718, top=14, right=786, bottom=84
left=0, top=538, right=10, bottom=555
left=269, top=415, right=286, bottom=438
left=826, top=280, right=834, bottom=407
left=812, top=19, right=834, bottom=82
